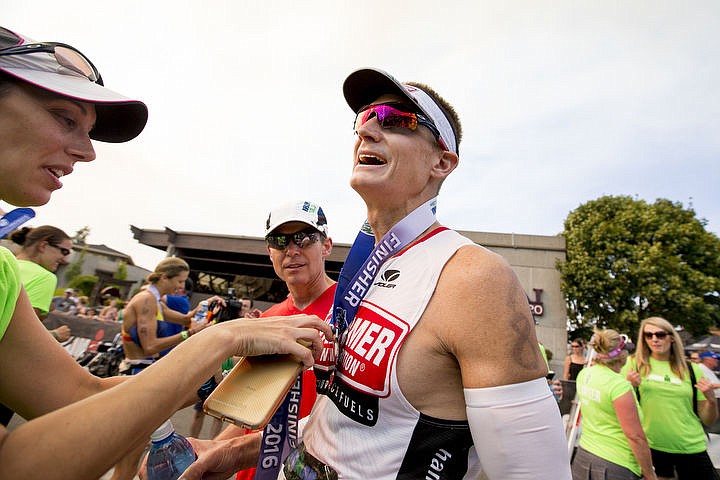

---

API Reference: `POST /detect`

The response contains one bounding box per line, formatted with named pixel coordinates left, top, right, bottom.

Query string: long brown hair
left=9, top=225, right=71, bottom=252
left=633, top=316, right=688, bottom=379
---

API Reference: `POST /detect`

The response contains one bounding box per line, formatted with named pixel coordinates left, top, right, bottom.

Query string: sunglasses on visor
left=0, top=27, right=103, bottom=85
left=354, top=104, right=449, bottom=151
left=266, top=229, right=322, bottom=250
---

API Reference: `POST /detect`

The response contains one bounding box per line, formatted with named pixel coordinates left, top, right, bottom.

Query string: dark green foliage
left=559, top=195, right=720, bottom=337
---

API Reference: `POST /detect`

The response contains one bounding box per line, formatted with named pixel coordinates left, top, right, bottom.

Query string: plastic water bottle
left=193, top=300, right=209, bottom=322
left=145, top=419, right=196, bottom=480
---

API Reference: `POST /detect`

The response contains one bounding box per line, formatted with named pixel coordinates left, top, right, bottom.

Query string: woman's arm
left=614, top=391, right=656, bottom=480
left=563, top=355, right=571, bottom=381
left=696, top=376, right=719, bottom=426
left=0, top=292, right=332, bottom=479
left=160, top=302, right=192, bottom=326
left=134, top=294, right=186, bottom=356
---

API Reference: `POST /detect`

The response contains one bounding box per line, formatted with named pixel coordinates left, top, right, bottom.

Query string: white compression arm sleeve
left=464, top=377, right=571, bottom=480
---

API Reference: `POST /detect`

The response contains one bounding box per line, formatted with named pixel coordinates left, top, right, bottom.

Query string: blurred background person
left=572, top=329, right=656, bottom=480
left=99, top=298, right=119, bottom=322
left=565, top=338, right=587, bottom=381
left=622, top=317, right=719, bottom=480
left=697, top=350, right=720, bottom=435
left=9, top=225, right=72, bottom=343
left=121, top=258, right=209, bottom=373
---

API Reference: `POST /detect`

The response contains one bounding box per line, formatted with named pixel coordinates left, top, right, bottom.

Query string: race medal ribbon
left=0, top=208, right=35, bottom=238
left=255, top=370, right=303, bottom=480
left=330, top=197, right=438, bottom=376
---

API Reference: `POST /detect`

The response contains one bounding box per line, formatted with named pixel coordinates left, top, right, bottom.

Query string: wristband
left=50, top=330, right=59, bottom=340
left=181, top=330, right=189, bottom=341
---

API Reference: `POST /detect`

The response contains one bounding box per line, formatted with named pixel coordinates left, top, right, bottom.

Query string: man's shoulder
left=262, top=297, right=293, bottom=317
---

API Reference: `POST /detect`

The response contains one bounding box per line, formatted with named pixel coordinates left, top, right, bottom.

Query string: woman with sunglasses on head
left=621, top=317, right=719, bottom=479
left=0, top=25, right=332, bottom=479
left=572, top=329, right=657, bottom=480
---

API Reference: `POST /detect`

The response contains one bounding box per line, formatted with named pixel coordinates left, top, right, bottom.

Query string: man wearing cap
left=191, top=200, right=338, bottom=480
left=698, top=351, right=720, bottom=397
left=288, top=70, right=570, bottom=479
left=177, top=71, right=570, bottom=480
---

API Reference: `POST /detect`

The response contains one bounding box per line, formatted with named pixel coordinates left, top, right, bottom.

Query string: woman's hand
left=222, top=314, right=333, bottom=368
left=626, top=369, right=641, bottom=388
left=697, top=377, right=718, bottom=402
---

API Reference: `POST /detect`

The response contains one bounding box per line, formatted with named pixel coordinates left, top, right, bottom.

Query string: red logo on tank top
left=335, top=301, right=409, bottom=397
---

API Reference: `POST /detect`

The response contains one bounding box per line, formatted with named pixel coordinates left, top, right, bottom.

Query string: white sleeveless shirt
left=303, top=227, right=482, bottom=480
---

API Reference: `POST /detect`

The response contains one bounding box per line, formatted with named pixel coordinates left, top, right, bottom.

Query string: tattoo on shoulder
left=508, top=295, right=538, bottom=370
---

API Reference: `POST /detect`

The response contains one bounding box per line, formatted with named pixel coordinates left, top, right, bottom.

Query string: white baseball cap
left=0, top=26, right=147, bottom=143
left=265, top=201, right=329, bottom=237
left=343, top=68, right=458, bottom=155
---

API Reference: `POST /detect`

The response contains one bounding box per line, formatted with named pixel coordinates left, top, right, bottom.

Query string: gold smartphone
left=203, top=354, right=303, bottom=430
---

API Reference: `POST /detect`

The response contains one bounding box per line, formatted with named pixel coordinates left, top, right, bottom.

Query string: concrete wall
left=459, top=231, right=568, bottom=371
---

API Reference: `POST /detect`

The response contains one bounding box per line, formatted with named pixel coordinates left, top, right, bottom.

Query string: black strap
left=688, top=360, right=698, bottom=417
left=634, top=361, right=698, bottom=417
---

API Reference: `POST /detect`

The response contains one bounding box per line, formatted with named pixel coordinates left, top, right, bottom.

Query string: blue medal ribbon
left=0, top=208, right=35, bottom=238
left=255, top=372, right=303, bottom=479
left=330, top=197, right=438, bottom=372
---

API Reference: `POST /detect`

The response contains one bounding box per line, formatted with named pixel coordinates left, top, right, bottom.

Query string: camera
left=210, top=287, right=244, bottom=322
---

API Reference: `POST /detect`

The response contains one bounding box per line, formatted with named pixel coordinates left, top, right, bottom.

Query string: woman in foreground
left=0, top=24, right=332, bottom=479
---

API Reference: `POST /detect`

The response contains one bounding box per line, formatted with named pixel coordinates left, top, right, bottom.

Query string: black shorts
left=650, top=448, right=719, bottom=480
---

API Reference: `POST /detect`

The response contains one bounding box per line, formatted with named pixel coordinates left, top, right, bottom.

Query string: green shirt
left=17, top=259, right=56, bottom=314
left=0, top=247, right=22, bottom=341
left=538, top=343, right=549, bottom=369
left=577, top=364, right=642, bottom=476
left=621, top=356, right=707, bottom=454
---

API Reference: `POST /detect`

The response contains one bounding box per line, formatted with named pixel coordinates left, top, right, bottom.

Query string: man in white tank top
left=181, top=69, right=571, bottom=480
left=282, top=69, right=571, bottom=479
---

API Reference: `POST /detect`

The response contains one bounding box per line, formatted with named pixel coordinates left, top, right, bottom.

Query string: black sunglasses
left=0, top=27, right=103, bottom=85
left=48, top=243, right=71, bottom=256
left=643, top=331, right=669, bottom=340
left=266, top=229, right=321, bottom=251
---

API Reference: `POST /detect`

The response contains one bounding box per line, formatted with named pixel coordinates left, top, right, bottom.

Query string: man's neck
left=366, top=200, right=439, bottom=245
left=365, top=195, right=435, bottom=244
left=289, top=274, right=335, bottom=311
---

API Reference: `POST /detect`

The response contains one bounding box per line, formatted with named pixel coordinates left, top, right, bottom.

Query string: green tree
left=113, top=261, right=128, bottom=280
left=64, top=245, right=87, bottom=283
left=68, top=274, right=98, bottom=297
left=559, top=195, right=720, bottom=337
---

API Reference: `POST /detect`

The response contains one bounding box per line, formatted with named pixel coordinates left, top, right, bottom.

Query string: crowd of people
left=1, top=21, right=718, bottom=480
left=568, top=320, right=720, bottom=479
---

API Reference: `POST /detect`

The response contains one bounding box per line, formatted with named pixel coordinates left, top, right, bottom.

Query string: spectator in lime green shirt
left=622, top=317, right=718, bottom=480
left=9, top=225, right=72, bottom=341
left=573, top=329, right=656, bottom=479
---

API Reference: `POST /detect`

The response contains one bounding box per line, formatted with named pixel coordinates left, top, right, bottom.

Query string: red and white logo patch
left=335, top=301, right=409, bottom=397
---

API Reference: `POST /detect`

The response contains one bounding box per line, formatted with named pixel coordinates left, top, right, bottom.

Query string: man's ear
left=431, top=150, right=459, bottom=180
left=321, top=237, right=333, bottom=258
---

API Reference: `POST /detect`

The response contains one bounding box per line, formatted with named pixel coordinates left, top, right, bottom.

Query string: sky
left=3, top=1, right=719, bottom=271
